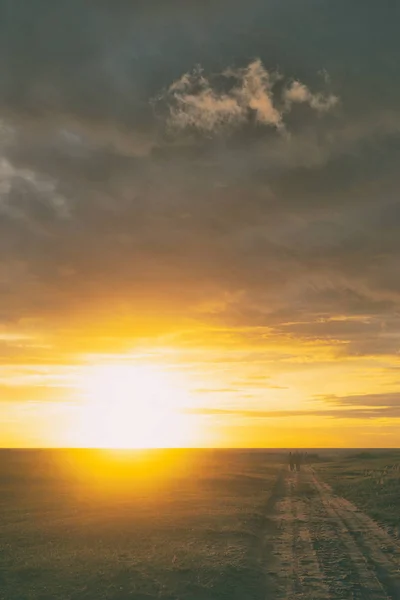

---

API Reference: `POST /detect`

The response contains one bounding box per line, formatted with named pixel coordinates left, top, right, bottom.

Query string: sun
left=76, top=363, right=196, bottom=448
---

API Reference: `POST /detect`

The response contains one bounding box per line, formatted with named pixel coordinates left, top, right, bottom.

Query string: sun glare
left=76, top=364, right=196, bottom=449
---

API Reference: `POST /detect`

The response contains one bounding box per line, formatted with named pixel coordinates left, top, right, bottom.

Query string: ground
left=271, top=465, right=400, bottom=599
left=0, top=449, right=399, bottom=599
left=314, top=451, right=400, bottom=535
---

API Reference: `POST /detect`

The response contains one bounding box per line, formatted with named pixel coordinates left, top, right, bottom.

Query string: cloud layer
left=0, top=1, right=400, bottom=444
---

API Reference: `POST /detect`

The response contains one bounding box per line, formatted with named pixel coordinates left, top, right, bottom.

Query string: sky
left=1, top=0, right=400, bottom=448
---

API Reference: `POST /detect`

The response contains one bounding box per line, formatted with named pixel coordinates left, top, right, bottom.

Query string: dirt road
left=269, top=466, right=400, bottom=599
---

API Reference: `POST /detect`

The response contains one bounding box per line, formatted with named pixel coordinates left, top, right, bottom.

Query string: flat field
left=0, top=449, right=282, bottom=600
left=1, top=449, right=399, bottom=600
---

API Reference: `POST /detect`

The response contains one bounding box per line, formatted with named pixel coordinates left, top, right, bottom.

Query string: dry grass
left=0, top=449, right=282, bottom=600
left=315, top=450, right=400, bottom=537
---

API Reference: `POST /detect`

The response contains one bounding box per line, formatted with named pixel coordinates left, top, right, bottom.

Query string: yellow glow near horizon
left=2, top=342, right=400, bottom=449
left=75, top=364, right=197, bottom=448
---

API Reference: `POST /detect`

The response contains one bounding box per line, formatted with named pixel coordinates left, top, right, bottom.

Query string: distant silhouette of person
left=295, top=452, right=302, bottom=471
left=289, top=452, right=294, bottom=471
left=296, top=452, right=303, bottom=471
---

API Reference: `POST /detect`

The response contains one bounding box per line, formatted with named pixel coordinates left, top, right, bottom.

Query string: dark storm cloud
left=2, top=0, right=400, bottom=370
left=1, top=0, right=399, bottom=125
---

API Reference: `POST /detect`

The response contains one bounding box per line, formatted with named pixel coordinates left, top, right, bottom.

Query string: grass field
left=0, top=449, right=283, bottom=600
left=1, top=449, right=399, bottom=600
left=314, top=449, right=400, bottom=537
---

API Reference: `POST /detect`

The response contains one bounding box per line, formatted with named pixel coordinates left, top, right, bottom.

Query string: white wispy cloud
left=283, top=80, right=338, bottom=112
left=166, top=66, right=246, bottom=132
left=163, top=59, right=337, bottom=134
left=0, top=157, right=69, bottom=220
left=227, top=59, right=282, bottom=127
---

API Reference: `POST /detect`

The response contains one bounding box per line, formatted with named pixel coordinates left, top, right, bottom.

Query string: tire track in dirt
left=310, top=469, right=400, bottom=600
left=269, top=466, right=400, bottom=599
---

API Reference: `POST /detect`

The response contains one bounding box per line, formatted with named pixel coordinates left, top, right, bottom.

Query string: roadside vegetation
left=315, top=450, right=400, bottom=537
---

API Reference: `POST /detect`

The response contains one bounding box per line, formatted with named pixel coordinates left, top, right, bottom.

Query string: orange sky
left=1, top=3, right=400, bottom=448
left=1, top=319, right=400, bottom=447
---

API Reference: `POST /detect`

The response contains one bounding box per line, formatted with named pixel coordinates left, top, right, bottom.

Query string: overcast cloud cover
left=1, top=0, right=400, bottom=438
